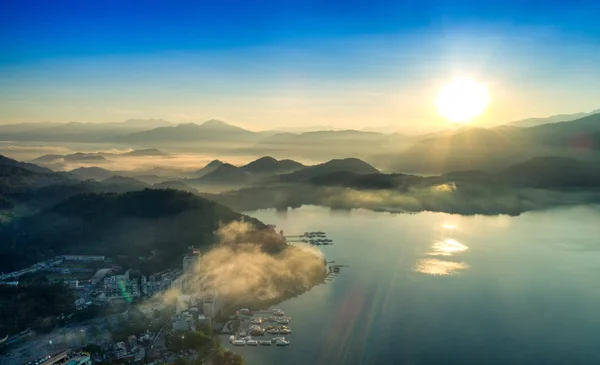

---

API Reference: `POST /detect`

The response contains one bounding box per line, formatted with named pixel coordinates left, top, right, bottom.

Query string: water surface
left=224, top=205, right=600, bottom=365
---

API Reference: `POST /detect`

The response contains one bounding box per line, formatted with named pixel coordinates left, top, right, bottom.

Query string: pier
left=284, top=231, right=335, bottom=246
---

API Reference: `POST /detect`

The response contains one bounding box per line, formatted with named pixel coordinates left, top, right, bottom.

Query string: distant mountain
left=31, top=154, right=64, bottom=163
left=190, top=163, right=252, bottom=185
left=69, top=166, right=115, bottom=181
left=152, top=180, right=199, bottom=194
left=269, top=125, right=342, bottom=133
left=383, top=113, right=600, bottom=174
left=99, top=176, right=150, bottom=193
left=0, top=119, right=172, bottom=142
left=35, top=149, right=169, bottom=164
left=0, top=189, right=265, bottom=271
left=189, top=160, right=224, bottom=178
left=117, top=148, right=169, bottom=157
left=0, top=155, right=54, bottom=174
left=120, top=120, right=256, bottom=143
left=261, top=130, right=404, bottom=145
left=63, top=153, right=108, bottom=162
left=500, top=156, right=600, bottom=188
left=279, top=158, right=379, bottom=182
left=240, top=156, right=305, bottom=175
left=119, top=119, right=172, bottom=129
left=509, top=109, right=600, bottom=127
left=0, top=155, right=72, bottom=195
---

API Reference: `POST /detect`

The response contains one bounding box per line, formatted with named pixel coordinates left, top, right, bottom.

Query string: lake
left=223, top=205, right=600, bottom=365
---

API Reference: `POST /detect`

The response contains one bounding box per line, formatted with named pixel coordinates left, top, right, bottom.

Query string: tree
left=213, top=349, right=244, bottom=365
left=174, top=358, right=187, bottom=365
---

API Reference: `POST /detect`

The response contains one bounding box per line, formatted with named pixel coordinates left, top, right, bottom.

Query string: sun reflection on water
left=428, top=238, right=469, bottom=256
left=415, top=258, right=470, bottom=276
left=442, top=223, right=457, bottom=230
left=414, top=222, right=470, bottom=275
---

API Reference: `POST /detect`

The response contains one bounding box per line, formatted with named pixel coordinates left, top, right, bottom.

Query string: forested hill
left=0, top=189, right=266, bottom=272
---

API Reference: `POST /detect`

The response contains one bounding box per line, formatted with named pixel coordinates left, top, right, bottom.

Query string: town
left=0, top=248, right=238, bottom=365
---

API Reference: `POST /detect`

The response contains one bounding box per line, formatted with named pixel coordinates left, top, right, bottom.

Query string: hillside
left=240, top=156, right=305, bottom=175
left=99, top=176, right=150, bottom=192
left=500, top=156, right=600, bottom=188
left=509, top=109, right=600, bottom=127
left=384, top=114, right=600, bottom=173
left=278, top=158, right=379, bottom=181
left=189, top=163, right=252, bottom=185
left=120, top=120, right=256, bottom=143
left=0, top=119, right=172, bottom=142
left=203, top=157, right=600, bottom=215
left=0, top=189, right=265, bottom=272
left=190, top=160, right=224, bottom=178
left=0, top=155, right=54, bottom=174
left=118, top=148, right=169, bottom=157
left=152, top=180, right=199, bottom=194
left=69, top=166, right=114, bottom=180
left=63, top=153, right=108, bottom=162
left=0, top=155, right=72, bottom=196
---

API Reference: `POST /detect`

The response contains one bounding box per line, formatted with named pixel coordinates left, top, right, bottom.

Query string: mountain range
left=376, top=113, right=600, bottom=173
left=0, top=119, right=172, bottom=142
left=509, top=109, right=600, bottom=127
left=32, top=149, right=169, bottom=164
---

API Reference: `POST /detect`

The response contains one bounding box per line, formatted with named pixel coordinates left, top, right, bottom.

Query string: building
left=40, top=350, right=91, bottom=365
left=203, top=296, right=215, bottom=319
left=60, top=255, right=105, bottom=262
left=114, top=342, right=128, bottom=359
left=171, top=315, right=190, bottom=332
left=90, top=268, right=112, bottom=285
left=128, top=335, right=137, bottom=348
left=183, top=247, right=201, bottom=273
left=103, top=270, right=141, bottom=301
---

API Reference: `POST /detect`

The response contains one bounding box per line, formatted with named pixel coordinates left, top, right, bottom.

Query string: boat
left=250, top=317, right=263, bottom=325
left=278, top=326, right=291, bottom=334
left=266, top=328, right=279, bottom=335
left=275, top=337, right=290, bottom=346
left=246, top=339, right=258, bottom=346
left=232, top=340, right=246, bottom=346
left=276, top=317, right=290, bottom=324
left=272, top=309, right=284, bottom=316
left=265, top=316, right=277, bottom=322
left=259, top=340, right=271, bottom=346
left=229, top=335, right=235, bottom=343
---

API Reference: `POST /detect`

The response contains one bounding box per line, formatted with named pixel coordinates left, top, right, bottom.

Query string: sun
left=435, top=77, right=490, bottom=123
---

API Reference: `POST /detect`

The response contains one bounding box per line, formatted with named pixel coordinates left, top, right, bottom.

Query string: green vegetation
left=0, top=189, right=265, bottom=272
left=204, top=156, right=600, bottom=216
left=0, top=283, right=74, bottom=336
left=212, top=346, right=244, bottom=365
left=167, top=331, right=212, bottom=352
left=166, top=332, right=243, bottom=365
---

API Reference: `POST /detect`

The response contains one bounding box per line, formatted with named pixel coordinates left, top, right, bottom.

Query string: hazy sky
left=1, top=0, right=599, bottom=132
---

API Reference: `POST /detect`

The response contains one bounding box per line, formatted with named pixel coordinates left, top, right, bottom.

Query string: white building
left=183, top=247, right=201, bottom=273
left=103, top=270, right=141, bottom=300
left=203, top=296, right=215, bottom=319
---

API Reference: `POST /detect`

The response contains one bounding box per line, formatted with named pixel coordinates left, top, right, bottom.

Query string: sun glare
left=435, top=77, right=490, bottom=123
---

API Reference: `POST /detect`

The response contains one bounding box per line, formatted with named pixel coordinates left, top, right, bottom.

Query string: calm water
left=223, top=205, right=600, bottom=365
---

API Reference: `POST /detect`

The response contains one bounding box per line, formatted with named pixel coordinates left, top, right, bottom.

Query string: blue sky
left=1, top=0, right=599, bottom=131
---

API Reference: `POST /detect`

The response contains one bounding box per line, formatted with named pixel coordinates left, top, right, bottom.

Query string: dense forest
left=0, top=189, right=265, bottom=272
